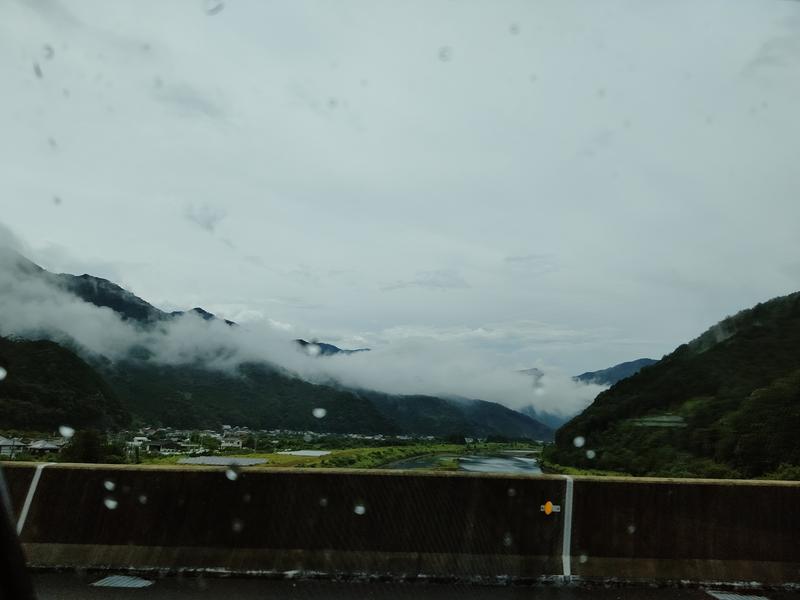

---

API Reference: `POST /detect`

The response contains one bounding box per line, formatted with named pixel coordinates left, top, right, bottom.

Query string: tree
left=60, top=430, right=106, bottom=463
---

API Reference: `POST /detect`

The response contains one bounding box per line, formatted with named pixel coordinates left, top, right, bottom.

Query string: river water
left=385, top=453, right=542, bottom=474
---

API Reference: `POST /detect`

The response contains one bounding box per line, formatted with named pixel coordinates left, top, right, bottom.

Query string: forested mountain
left=0, top=335, right=129, bottom=431
left=552, top=291, right=800, bottom=478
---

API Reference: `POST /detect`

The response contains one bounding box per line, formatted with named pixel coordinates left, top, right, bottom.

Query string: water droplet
left=33, top=62, right=43, bottom=78
left=231, top=518, right=244, bottom=533
left=312, top=408, right=327, bottom=419
left=103, top=497, right=118, bottom=510
left=225, top=465, right=240, bottom=481
left=303, top=434, right=312, bottom=442
left=586, top=449, right=596, bottom=460
left=507, top=487, right=516, bottom=497
left=59, top=425, right=75, bottom=438
left=43, top=44, right=55, bottom=60
left=626, top=524, right=636, bottom=534
left=353, top=503, right=366, bottom=516
left=327, top=97, right=338, bottom=110
left=438, top=46, right=452, bottom=62
left=573, top=436, right=585, bottom=448
left=243, top=493, right=252, bottom=503
left=103, top=480, right=115, bottom=491
left=319, top=497, right=328, bottom=507
left=0, top=366, right=7, bottom=381
left=138, top=494, right=148, bottom=504
left=509, top=23, right=520, bottom=35
left=503, top=532, right=513, bottom=547
left=52, top=196, right=62, bottom=206
left=204, top=0, right=224, bottom=16
left=579, top=553, right=589, bottom=564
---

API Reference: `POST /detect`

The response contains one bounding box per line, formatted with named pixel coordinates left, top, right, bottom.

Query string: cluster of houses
left=0, top=435, right=66, bottom=458
left=1, top=426, right=443, bottom=460
left=126, top=425, right=248, bottom=456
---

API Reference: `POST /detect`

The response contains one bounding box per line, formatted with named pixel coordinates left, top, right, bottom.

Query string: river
left=385, top=453, right=542, bottom=474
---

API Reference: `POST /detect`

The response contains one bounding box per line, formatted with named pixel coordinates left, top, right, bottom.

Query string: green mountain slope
left=0, top=335, right=130, bottom=431
left=365, top=393, right=553, bottom=440
left=99, top=359, right=398, bottom=433
left=551, top=291, right=800, bottom=478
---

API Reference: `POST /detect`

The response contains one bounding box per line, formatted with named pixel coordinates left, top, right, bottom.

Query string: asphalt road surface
left=31, top=573, right=800, bottom=600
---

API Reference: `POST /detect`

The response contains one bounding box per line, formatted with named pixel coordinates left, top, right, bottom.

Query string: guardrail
left=2, top=462, right=799, bottom=585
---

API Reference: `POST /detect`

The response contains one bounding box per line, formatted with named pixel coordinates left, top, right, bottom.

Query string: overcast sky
left=2, top=0, right=800, bottom=376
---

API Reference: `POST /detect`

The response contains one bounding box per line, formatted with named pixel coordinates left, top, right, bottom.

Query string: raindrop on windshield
left=138, top=494, right=148, bottom=505
left=33, top=62, right=43, bottom=79
left=59, top=425, right=75, bottom=438
left=204, top=0, right=224, bottom=16
left=231, top=518, right=244, bottom=533
left=52, top=196, right=62, bottom=206
left=627, top=524, right=636, bottom=534
left=319, top=497, right=328, bottom=508
left=353, top=503, right=366, bottom=515
left=579, top=554, right=589, bottom=564
left=103, top=480, right=115, bottom=491
left=509, top=23, right=520, bottom=35
left=43, top=44, right=55, bottom=60
left=225, top=465, right=240, bottom=481
left=303, top=434, right=312, bottom=442
left=312, top=408, right=327, bottom=419
left=103, top=497, right=118, bottom=510
left=507, top=487, right=516, bottom=497
left=438, top=46, right=452, bottom=62
left=573, top=436, right=585, bottom=448
left=503, top=532, right=513, bottom=547
left=0, top=366, right=6, bottom=381
left=586, top=449, right=596, bottom=460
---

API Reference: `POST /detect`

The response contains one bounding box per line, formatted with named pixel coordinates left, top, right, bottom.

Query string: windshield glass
left=1, top=1, right=800, bottom=598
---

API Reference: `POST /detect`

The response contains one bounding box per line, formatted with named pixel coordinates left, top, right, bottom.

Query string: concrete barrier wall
left=2, top=463, right=799, bottom=584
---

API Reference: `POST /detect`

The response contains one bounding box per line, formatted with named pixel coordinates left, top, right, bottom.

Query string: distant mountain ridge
left=0, top=250, right=553, bottom=439
left=574, top=358, right=658, bottom=386
left=295, top=339, right=370, bottom=356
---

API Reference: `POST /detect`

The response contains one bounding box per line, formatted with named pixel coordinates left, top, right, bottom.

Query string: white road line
left=16, top=462, right=55, bottom=535
left=561, top=475, right=574, bottom=578
left=705, top=592, right=770, bottom=600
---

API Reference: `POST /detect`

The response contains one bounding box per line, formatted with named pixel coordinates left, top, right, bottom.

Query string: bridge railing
left=2, top=462, right=798, bottom=585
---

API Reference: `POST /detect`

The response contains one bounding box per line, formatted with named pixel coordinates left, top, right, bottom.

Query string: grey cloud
left=3, top=1, right=800, bottom=380
left=154, top=83, right=226, bottom=118
left=504, top=254, right=558, bottom=274
left=382, top=269, right=469, bottom=291
left=184, top=203, right=227, bottom=233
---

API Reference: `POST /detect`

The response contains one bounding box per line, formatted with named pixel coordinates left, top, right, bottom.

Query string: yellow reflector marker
left=540, top=501, right=561, bottom=515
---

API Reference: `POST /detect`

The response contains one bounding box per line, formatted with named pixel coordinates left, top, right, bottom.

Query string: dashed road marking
left=91, top=575, right=154, bottom=588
